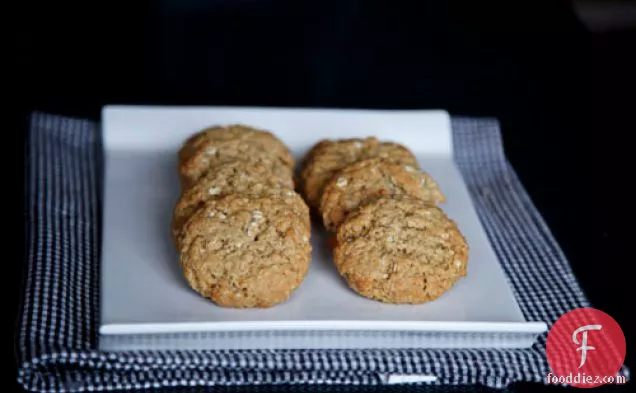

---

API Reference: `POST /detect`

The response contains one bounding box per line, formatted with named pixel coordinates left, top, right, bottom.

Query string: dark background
left=12, top=0, right=634, bottom=392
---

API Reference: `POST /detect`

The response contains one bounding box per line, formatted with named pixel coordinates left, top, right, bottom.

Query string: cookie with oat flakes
left=178, top=124, right=295, bottom=188
left=178, top=194, right=311, bottom=308
left=320, top=157, right=445, bottom=232
left=300, top=137, right=418, bottom=209
left=172, top=160, right=307, bottom=246
left=334, top=196, right=468, bottom=304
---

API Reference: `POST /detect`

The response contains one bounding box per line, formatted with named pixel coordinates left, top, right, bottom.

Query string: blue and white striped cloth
left=19, top=112, right=629, bottom=392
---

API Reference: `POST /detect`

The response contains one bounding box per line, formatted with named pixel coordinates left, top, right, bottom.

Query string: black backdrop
left=13, top=0, right=633, bottom=392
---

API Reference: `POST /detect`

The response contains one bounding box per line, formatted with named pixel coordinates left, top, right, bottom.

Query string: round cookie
left=172, top=161, right=309, bottom=247
left=178, top=194, right=312, bottom=308
left=320, top=158, right=445, bottom=232
left=178, top=124, right=295, bottom=187
left=300, top=137, right=419, bottom=209
left=334, top=196, right=468, bottom=304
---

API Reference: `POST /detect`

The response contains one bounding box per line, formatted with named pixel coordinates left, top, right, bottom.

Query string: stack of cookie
left=172, top=125, right=311, bottom=308
left=300, top=137, right=469, bottom=304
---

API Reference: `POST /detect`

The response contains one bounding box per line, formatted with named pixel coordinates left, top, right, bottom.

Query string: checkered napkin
left=19, top=112, right=629, bottom=392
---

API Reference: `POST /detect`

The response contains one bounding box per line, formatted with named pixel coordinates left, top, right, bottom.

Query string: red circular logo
left=546, top=308, right=626, bottom=388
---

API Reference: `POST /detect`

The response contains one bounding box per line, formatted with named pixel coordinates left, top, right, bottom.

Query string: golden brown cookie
left=334, top=196, right=468, bottom=304
left=320, top=158, right=445, bottom=232
left=172, top=161, right=309, bottom=248
left=300, top=137, right=419, bottom=209
left=178, top=194, right=312, bottom=308
left=178, top=124, right=295, bottom=188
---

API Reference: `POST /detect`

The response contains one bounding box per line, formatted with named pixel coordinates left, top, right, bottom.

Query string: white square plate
left=99, top=105, right=546, bottom=351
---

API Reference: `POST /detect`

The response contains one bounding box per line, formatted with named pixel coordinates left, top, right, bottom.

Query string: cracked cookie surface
left=178, top=124, right=295, bottom=188
left=178, top=194, right=311, bottom=308
left=300, top=137, right=418, bottom=209
left=320, top=158, right=445, bottom=232
left=334, top=196, right=468, bottom=304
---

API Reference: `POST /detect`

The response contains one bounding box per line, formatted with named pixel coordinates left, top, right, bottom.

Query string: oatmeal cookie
left=172, top=160, right=306, bottom=244
left=178, top=194, right=312, bottom=308
left=320, top=158, right=445, bottom=231
left=178, top=124, right=295, bottom=188
left=300, top=137, right=418, bottom=208
left=334, top=196, right=468, bottom=304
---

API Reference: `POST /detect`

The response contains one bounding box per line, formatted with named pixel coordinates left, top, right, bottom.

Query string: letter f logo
left=572, top=324, right=602, bottom=368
